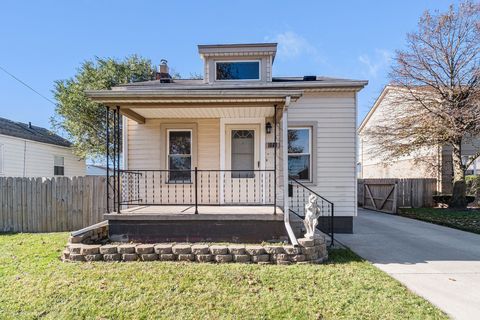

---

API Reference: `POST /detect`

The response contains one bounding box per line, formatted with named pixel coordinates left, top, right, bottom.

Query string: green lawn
left=0, top=233, right=445, bottom=320
left=399, top=207, right=480, bottom=234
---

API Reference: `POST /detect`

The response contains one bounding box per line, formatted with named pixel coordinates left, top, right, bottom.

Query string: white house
left=0, top=117, right=85, bottom=177
left=86, top=43, right=367, bottom=244
left=358, top=86, right=480, bottom=193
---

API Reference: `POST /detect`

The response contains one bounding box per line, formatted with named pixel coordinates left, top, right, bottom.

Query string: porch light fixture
left=265, top=122, right=272, bottom=134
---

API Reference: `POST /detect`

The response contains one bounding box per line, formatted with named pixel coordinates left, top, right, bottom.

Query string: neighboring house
left=358, top=86, right=480, bottom=193
left=0, top=117, right=85, bottom=177
left=86, top=164, right=112, bottom=176
left=86, top=43, right=367, bottom=243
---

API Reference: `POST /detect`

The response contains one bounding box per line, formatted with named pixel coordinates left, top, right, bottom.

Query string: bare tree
left=365, top=1, right=480, bottom=208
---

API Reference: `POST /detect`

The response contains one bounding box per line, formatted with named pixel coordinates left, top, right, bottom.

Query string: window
left=54, top=156, right=64, bottom=176
left=464, top=155, right=480, bottom=176
left=215, top=61, right=260, bottom=81
left=168, top=130, right=192, bottom=182
left=0, top=144, right=4, bottom=174
left=288, top=128, right=312, bottom=181
left=231, top=130, right=255, bottom=178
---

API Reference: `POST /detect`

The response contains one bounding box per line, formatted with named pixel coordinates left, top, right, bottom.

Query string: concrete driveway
left=336, top=208, right=480, bottom=320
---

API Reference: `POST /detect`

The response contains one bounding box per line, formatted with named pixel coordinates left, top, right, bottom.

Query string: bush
left=433, top=194, right=475, bottom=205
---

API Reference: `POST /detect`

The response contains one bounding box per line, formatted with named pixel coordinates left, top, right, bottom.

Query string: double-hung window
left=167, top=129, right=192, bottom=183
left=54, top=155, right=65, bottom=176
left=287, top=127, right=312, bottom=181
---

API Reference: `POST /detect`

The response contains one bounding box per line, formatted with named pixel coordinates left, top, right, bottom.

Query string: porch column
left=282, top=104, right=289, bottom=216
left=282, top=97, right=298, bottom=245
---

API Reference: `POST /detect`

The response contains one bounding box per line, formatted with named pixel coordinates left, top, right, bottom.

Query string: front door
left=224, top=124, right=261, bottom=204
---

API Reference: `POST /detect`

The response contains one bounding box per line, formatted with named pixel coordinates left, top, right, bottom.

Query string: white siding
left=288, top=92, right=357, bottom=217
left=125, top=92, right=358, bottom=217
left=127, top=118, right=220, bottom=170
left=0, top=134, right=85, bottom=177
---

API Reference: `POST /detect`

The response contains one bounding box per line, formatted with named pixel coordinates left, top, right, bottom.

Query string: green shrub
left=433, top=194, right=475, bottom=205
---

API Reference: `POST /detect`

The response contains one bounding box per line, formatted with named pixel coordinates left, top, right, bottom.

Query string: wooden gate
left=363, top=181, right=397, bottom=213
left=358, top=178, right=437, bottom=213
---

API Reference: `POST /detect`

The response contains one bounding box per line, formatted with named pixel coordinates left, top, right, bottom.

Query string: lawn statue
left=304, top=194, right=321, bottom=239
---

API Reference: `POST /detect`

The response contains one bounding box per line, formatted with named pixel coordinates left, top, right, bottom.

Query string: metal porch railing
left=116, top=168, right=276, bottom=214
left=288, top=177, right=334, bottom=246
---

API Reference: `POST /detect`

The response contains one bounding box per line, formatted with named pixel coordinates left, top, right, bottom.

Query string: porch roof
left=85, top=89, right=303, bottom=104
left=85, top=89, right=300, bottom=123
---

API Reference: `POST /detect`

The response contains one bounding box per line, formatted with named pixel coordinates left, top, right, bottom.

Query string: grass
left=0, top=233, right=446, bottom=320
left=399, top=207, right=480, bottom=234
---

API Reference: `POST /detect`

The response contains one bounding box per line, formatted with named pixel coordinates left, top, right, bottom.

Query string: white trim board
left=219, top=117, right=266, bottom=204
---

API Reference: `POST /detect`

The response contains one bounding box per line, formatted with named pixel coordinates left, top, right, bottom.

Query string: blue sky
left=0, top=0, right=459, bottom=131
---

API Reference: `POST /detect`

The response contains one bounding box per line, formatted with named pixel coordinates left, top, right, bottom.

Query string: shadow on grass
left=328, top=248, right=364, bottom=264
left=0, top=232, right=20, bottom=236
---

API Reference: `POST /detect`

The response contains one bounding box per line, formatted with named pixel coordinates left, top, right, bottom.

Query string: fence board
left=0, top=176, right=110, bottom=233
left=0, top=178, right=4, bottom=231
left=358, top=178, right=437, bottom=212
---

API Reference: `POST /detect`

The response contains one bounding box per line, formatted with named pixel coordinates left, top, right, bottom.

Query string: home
left=86, top=43, right=367, bottom=244
left=358, top=85, right=480, bottom=193
left=0, top=117, right=85, bottom=177
left=86, top=164, right=112, bottom=176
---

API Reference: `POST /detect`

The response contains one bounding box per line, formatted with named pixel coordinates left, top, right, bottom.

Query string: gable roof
left=198, top=42, right=278, bottom=61
left=0, top=117, right=72, bottom=147
left=358, top=85, right=392, bottom=133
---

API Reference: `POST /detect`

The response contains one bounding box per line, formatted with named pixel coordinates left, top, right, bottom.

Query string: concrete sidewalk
left=336, top=208, right=480, bottom=320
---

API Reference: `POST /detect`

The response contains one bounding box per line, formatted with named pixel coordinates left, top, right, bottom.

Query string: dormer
left=198, top=43, right=277, bottom=84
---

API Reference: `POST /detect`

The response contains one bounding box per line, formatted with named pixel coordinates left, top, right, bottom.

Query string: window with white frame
left=215, top=60, right=260, bottom=81
left=54, top=155, right=64, bottom=176
left=288, top=127, right=312, bottom=181
left=0, top=144, right=4, bottom=174
left=167, top=129, right=192, bottom=182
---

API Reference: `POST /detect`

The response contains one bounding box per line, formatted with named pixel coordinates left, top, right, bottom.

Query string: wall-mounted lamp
left=265, top=122, right=272, bottom=134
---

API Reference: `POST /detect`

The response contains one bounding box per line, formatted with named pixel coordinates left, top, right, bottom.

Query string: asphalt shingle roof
left=0, top=117, right=71, bottom=147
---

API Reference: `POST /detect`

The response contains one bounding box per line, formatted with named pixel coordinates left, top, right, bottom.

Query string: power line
left=0, top=65, right=56, bottom=106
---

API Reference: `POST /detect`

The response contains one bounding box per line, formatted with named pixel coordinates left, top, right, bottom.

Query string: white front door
left=224, top=124, right=262, bottom=204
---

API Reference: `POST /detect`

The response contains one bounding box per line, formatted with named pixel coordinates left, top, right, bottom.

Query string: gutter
left=85, top=89, right=304, bottom=99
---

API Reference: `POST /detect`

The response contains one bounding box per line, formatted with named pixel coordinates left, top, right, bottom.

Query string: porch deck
left=105, top=205, right=294, bottom=243
left=105, top=205, right=283, bottom=221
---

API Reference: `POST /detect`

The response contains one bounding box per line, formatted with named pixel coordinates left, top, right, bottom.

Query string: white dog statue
left=304, top=194, right=321, bottom=239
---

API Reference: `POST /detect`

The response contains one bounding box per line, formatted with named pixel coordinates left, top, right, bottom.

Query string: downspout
left=282, top=96, right=299, bottom=246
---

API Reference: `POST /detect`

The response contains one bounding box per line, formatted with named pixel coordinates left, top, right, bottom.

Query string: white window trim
left=167, top=129, right=193, bottom=182
left=219, top=118, right=266, bottom=204
left=214, top=59, right=261, bottom=81
left=0, top=144, right=4, bottom=175
left=288, top=126, right=313, bottom=182
left=54, top=155, right=65, bottom=176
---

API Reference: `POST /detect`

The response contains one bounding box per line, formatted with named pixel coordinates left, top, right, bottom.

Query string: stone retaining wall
left=62, top=237, right=328, bottom=265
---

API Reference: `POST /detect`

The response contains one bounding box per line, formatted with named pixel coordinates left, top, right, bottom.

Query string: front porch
left=109, top=204, right=284, bottom=217
left=105, top=205, right=297, bottom=243
left=91, top=90, right=334, bottom=245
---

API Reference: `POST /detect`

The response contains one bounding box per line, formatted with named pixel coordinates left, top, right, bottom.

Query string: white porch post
left=282, top=96, right=298, bottom=245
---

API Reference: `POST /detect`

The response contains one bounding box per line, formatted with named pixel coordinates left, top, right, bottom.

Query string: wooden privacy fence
left=358, top=178, right=437, bottom=213
left=0, top=176, right=111, bottom=233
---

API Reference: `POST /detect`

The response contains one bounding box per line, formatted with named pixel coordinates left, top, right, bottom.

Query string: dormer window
left=215, top=60, right=260, bottom=81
